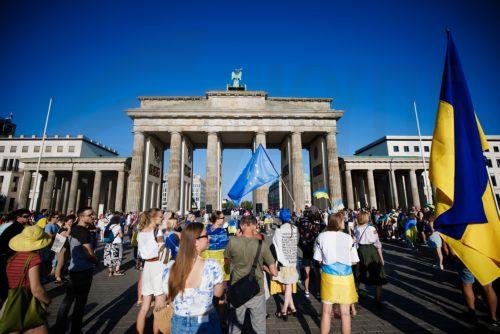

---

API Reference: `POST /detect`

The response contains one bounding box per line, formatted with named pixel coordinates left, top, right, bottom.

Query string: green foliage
left=240, top=200, right=253, bottom=210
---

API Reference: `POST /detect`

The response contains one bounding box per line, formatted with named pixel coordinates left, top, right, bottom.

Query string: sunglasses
left=196, top=234, right=208, bottom=240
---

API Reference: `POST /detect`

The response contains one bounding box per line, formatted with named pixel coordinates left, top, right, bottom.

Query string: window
left=414, top=146, right=420, bottom=152
left=0, top=146, right=4, bottom=153
left=10, top=146, right=16, bottom=153
left=424, top=146, right=430, bottom=152
left=1, top=160, right=6, bottom=171
left=69, top=146, right=75, bottom=153
left=45, top=146, right=52, bottom=153
left=393, top=146, right=399, bottom=152
left=492, top=176, right=497, bottom=187
left=497, top=159, right=500, bottom=168
left=404, top=146, right=410, bottom=152
left=34, top=146, right=40, bottom=153
left=494, top=146, right=499, bottom=153
left=22, top=146, right=28, bottom=153
left=0, top=176, right=3, bottom=190
left=496, top=194, right=500, bottom=207
left=486, top=159, right=492, bottom=168
left=57, top=146, right=63, bottom=153
left=12, top=176, right=19, bottom=192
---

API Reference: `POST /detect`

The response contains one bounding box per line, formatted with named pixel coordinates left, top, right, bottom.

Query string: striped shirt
left=7, top=252, right=41, bottom=289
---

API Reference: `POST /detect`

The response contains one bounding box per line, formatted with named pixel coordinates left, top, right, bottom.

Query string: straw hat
left=9, top=226, right=52, bottom=252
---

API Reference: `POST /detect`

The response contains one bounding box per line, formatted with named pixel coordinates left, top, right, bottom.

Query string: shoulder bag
left=228, top=240, right=263, bottom=308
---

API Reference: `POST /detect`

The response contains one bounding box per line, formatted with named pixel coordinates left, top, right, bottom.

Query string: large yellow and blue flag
left=429, top=31, right=500, bottom=285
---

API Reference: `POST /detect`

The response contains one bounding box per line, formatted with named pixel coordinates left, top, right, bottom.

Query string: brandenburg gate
left=125, top=79, right=344, bottom=214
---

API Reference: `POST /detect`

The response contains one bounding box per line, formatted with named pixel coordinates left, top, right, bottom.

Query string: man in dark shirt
left=54, top=207, right=98, bottom=334
left=0, top=209, right=31, bottom=304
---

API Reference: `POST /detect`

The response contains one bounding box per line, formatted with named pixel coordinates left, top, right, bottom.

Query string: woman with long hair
left=136, top=208, right=165, bottom=334
left=166, top=222, right=223, bottom=333
left=314, top=213, right=359, bottom=334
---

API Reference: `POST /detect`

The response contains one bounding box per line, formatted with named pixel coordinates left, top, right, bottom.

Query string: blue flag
left=228, top=144, right=278, bottom=204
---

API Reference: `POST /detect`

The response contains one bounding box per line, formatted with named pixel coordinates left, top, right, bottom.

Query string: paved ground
left=45, top=236, right=499, bottom=333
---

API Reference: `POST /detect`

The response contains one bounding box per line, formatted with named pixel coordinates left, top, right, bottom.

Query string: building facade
left=340, top=135, right=500, bottom=211
left=192, top=174, right=206, bottom=210
left=125, top=85, right=344, bottom=214
left=0, top=130, right=128, bottom=213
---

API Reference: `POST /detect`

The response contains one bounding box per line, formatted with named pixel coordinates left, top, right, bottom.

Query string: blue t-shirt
left=44, top=223, right=59, bottom=235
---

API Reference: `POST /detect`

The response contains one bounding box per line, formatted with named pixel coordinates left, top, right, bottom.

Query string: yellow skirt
left=320, top=272, right=358, bottom=304
left=270, top=280, right=297, bottom=295
left=201, top=249, right=230, bottom=281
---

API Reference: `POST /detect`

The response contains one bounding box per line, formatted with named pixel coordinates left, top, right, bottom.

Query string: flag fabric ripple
left=228, top=144, right=278, bottom=204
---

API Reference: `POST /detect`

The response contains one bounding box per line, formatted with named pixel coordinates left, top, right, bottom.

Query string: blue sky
left=2, top=0, right=500, bottom=199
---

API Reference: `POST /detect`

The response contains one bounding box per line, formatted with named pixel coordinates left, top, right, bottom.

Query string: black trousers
left=54, top=268, right=94, bottom=334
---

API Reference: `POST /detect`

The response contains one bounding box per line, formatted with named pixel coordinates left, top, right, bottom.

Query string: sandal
left=288, top=309, right=297, bottom=317
left=275, top=311, right=288, bottom=321
left=113, top=271, right=125, bottom=276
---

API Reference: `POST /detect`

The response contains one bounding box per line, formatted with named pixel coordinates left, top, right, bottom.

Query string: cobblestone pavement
left=45, top=238, right=499, bottom=333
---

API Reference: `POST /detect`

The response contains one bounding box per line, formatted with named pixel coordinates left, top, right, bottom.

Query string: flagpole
left=413, top=100, right=432, bottom=205
left=260, top=145, right=297, bottom=211
left=30, top=97, right=53, bottom=211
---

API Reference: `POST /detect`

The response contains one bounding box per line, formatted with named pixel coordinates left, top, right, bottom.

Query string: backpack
left=102, top=224, right=117, bottom=244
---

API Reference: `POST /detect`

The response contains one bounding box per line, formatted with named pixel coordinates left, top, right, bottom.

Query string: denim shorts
left=456, top=260, right=475, bottom=284
left=171, top=309, right=221, bottom=334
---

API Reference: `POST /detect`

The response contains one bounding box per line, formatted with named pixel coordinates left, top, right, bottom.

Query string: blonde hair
left=138, top=208, right=162, bottom=231
left=357, top=211, right=370, bottom=226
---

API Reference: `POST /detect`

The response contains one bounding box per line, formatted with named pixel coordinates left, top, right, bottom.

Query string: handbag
left=0, top=254, right=47, bottom=334
left=153, top=304, right=173, bottom=334
left=228, top=240, right=262, bottom=308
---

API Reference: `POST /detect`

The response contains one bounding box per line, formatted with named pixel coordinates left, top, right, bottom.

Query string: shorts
left=456, top=260, right=475, bottom=284
left=427, top=232, right=442, bottom=249
left=142, top=260, right=166, bottom=296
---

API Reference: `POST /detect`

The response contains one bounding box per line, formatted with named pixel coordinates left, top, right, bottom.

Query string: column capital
left=255, top=131, right=266, bottom=136
left=170, top=131, right=181, bottom=136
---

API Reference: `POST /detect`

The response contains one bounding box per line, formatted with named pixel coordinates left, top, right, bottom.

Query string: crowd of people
left=0, top=202, right=497, bottom=333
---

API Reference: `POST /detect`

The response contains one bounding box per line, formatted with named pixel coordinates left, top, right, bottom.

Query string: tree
left=240, top=200, right=253, bottom=211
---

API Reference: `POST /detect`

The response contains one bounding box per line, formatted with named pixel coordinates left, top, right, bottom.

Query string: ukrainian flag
left=312, top=188, right=330, bottom=199
left=429, top=31, right=500, bottom=285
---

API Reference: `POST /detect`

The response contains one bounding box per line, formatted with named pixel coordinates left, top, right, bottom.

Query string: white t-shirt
left=313, top=231, right=359, bottom=266
left=97, top=218, right=108, bottom=231
left=111, top=224, right=122, bottom=244
left=137, top=229, right=164, bottom=260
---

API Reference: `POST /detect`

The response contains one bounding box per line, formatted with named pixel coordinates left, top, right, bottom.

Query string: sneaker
left=305, top=291, right=310, bottom=298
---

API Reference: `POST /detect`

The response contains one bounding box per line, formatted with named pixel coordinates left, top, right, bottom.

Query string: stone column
left=91, top=171, right=102, bottom=212
left=115, top=171, right=125, bottom=212
left=366, top=169, right=377, bottom=209
left=62, top=177, right=70, bottom=213
left=291, top=132, right=305, bottom=212
left=326, top=131, right=342, bottom=204
left=390, top=169, right=399, bottom=209
left=167, top=131, right=182, bottom=212
left=345, top=169, right=354, bottom=209
left=253, top=132, right=269, bottom=212
left=67, top=171, right=79, bottom=214
left=409, top=169, right=421, bottom=209
left=40, top=171, right=55, bottom=210
left=18, top=170, right=32, bottom=209
left=126, top=131, right=145, bottom=212
left=206, top=132, right=220, bottom=211
left=55, top=177, right=63, bottom=212
left=107, top=178, right=114, bottom=211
